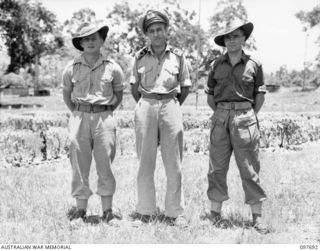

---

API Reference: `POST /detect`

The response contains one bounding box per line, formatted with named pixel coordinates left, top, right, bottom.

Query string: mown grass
left=0, top=143, right=319, bottom=244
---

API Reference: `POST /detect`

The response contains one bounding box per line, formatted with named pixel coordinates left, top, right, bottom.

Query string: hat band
left=144, top=16, right=167, bottom=31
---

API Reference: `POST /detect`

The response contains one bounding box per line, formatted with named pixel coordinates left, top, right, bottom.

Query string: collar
left=146, top=43, right=171, bottom=56
left=73, top=53, right=109, bottom=66
left=221, top=51, right=248, bottom=64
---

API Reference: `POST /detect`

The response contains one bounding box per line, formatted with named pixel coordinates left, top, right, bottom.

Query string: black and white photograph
left=0, top=0, right=319, bottom=249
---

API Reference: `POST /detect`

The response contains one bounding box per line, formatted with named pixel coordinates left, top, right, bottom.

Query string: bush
left=0, top=73, right=26, bottom=88
left=1, top=111, right=320, bottom=167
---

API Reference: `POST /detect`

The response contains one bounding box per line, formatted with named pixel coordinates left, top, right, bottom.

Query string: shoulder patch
left=170, top=47, right=183, bottom=57
left=136, top=47, right=148, bottom=60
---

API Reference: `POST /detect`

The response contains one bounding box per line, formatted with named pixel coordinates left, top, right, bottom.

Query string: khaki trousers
left=69, top=110, right=116, bottom=199
left=134, top=97, right=184, bottom=217
left=207, top=106, right=267, bottom=205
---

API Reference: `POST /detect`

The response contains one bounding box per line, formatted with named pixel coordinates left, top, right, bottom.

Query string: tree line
left=0, top=0, right=319, bottom=90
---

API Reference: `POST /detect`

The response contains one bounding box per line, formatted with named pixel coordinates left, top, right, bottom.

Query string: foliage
left=266, top=64, right=318, bottom=89
left=0, top=72, right=26, bottom=88
left=296, top=4, right=320, bottom=87
left=296, top=4, right=320, bottom=30
left=38, top=54, right=71, bottom=88
left=1, top=111, right=320, bottom=166
left=105, top=1, right=146, bottom=55
left=63, top=8, right=101, bottom=35
left=0, top=0, right=64, bottom=73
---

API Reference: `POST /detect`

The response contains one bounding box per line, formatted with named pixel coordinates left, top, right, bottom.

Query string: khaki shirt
left=130, top=44, right=192, bottom=95
left=62, top=54, right=124, bottom=105
left=206, top=52, right=266, bottom=103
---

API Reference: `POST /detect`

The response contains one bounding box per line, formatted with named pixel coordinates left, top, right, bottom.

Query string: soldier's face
left=224, top=29, right=245, bottom=53
left=146, top=23, right=168, bottom=47
left=80, top=32, right=104, bottom=53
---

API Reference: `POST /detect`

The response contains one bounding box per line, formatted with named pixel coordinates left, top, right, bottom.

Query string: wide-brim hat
left=214, top=20, right=253, bottom=47
left=138, top=10, right=169, bottom=34
left=72, top=23, right=109, bottom=51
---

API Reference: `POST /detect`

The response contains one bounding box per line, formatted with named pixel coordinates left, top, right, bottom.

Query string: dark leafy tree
left=0, top=0, right=63, bottom=73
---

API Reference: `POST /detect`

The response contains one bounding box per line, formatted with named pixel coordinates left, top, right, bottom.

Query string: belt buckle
left=90, top=104, right=94, bottom=113
left=156, top=94, right=162, bottom=100
left=231, top=102, right=235, bottom=109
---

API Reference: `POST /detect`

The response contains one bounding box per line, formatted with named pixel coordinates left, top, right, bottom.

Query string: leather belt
left=142, top=93, right=176, bottom=100
left=74, top=103, right=113, bottom=113
left=217, top=102, right=252, bottom=110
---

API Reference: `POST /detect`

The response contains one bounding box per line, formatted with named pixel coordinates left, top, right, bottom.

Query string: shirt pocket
left=213, top=70, right=228, bottom=95
left=71, top=75, right=88, bottom=97
left=101, top=72, right=114, bottom=97
left=138, top=65, right=154, bottom=88
left=163, top=64, right=179, bottom=88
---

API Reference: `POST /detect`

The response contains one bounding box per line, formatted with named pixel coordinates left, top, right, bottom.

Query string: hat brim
left=214, top=22, right=253, bottom=47
left=72, top=25, right=109, bottom=51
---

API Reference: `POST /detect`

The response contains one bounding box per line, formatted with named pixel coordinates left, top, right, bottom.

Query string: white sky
left=40, top=0, right=320, bottom=73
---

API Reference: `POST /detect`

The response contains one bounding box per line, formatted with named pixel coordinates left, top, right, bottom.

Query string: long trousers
left=207, top=105, right=267, bottom=205
left=69, top=110, right=116, bottom=199
left=134, top=97, right=184, bottom=217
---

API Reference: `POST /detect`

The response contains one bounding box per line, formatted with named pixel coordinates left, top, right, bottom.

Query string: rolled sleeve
left=254, top=64, right=266, bottom=95
left=178, top=55, right=192, bottom=87
left=112, top=63, right=125, bottom=92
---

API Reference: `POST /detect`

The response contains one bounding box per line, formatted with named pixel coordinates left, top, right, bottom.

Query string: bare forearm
left=177, top=87, right=189, bottom=105
left=253, top=93, right=265, bottom=114
left=112, top=91, right=123, bottom=111
left=207, top=94, right=217, bottom=111
left=62, top=90, right=75, bottom=112
left=131, top=84, right=141, bottom=102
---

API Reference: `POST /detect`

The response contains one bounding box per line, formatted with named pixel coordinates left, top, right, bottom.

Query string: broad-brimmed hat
left=72, top=23, right=109, bottom=51
left=214, top=20, right=254, bottom=47
left=138, top=10, right=169, bottom=34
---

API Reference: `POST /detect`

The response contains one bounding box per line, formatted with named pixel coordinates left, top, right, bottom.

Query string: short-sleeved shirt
left=206, top=52, right=266, bottom=103
left=130, top=44, right=192, bottom=95
left=62, top=54, right=124, bottom=105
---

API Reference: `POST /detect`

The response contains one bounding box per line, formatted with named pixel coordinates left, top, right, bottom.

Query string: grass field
left=0, top=145, right=319, bottom=244
left=0, top=88, right=320, bottom=244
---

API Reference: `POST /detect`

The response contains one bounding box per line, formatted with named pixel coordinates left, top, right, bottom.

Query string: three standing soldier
left=130, top=10, right=192, bottom=225
left=62, top=12, right=270, bottom=233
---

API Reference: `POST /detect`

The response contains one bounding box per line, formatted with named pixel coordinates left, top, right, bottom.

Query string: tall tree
left=296, top=4, right=320, bottom=63
left=0, top=0, right=63, bottom=73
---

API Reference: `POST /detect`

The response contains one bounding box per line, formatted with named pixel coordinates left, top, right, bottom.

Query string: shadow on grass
left=200, top=212, right=253, bottom=230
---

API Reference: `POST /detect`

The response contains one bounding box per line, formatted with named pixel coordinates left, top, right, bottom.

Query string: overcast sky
left=39, top=0, right=320, bottom=73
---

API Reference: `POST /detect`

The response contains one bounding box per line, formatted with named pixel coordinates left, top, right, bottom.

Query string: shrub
left=0, top=73, right=26, bottom=88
